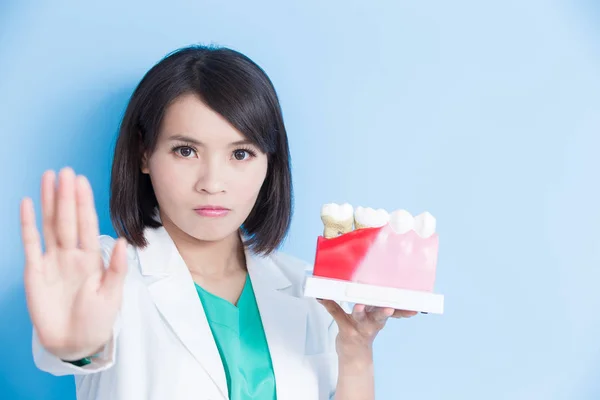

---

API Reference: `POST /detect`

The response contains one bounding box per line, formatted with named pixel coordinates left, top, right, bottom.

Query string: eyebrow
left=167, top=134, right=254, bottom=147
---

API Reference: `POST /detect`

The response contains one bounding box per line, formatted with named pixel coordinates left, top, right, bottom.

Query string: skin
left=20, top=93, right=416, bottom=399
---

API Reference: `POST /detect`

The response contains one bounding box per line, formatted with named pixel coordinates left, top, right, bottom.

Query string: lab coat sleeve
left=31, top=235, right=122, bottom=376
left=303, top=260, right=342, bottom=400
left=32, top=322, right=119, bottom=376
left=327, top=315, right=339, bottom=400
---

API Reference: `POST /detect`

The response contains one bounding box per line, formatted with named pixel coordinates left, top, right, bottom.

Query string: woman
left=20, top=45, right=416, bottom=400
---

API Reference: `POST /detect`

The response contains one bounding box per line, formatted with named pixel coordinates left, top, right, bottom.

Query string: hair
left=109, top=44, right=293, bottom=255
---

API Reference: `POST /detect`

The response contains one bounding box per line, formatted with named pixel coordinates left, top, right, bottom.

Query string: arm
left=320, top=305, right=375, bottom=400
left=319, top=300, right=417, bottom=400
left=334, top=352, right=375, bottom=400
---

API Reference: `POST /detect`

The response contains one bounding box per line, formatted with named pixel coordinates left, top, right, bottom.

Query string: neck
left=161, top=213, right=246, bottom=278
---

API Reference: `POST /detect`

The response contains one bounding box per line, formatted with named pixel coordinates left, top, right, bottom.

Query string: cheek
left=148, top=156, right=191, bottom=200
left=234, top=161, right=268, bottom=204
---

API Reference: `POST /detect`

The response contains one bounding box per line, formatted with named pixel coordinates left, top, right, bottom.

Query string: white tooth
left=321, top=202, right=354, bottom=220
left=339, top=203, right=354, bottom=220
left=413, top=212, right=436, bottom=238
left=389, top=209, right=414, bottom=234
left=321, top=203, right=335, bottom=218
left=373, top=208, right=390, bottom=226
left=320, top=203, right=354, bottom=238
left=354, top=206, right=390, bottom=228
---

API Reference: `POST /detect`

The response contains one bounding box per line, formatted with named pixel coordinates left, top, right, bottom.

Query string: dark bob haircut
left=110, top=45, right=293, bottom=255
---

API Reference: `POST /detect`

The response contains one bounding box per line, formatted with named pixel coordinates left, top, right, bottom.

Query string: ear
left=141, top=151, right=150, bottom=174
left=139, top=131, right=150, bottom=174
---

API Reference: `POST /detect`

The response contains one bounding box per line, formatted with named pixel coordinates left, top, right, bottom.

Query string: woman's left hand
left=317, top=300, right=417, bottom=361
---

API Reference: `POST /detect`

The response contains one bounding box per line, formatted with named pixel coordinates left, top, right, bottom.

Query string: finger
left=99, top=238, right=128, bottom=298
left=351, top=304, right=368, bottom=323
left=317, top=299, right=350, bottom=329
left=55, top=168, right=78, bottom=249
left=40, top=170, right=57, bottom=251
left=20, top=198, right=43, bottom=273
left=76, top=175, right=100, bottom=251
left=368, top=307, right=395, bottom=324
left=392, top=309, right=418, bottom=319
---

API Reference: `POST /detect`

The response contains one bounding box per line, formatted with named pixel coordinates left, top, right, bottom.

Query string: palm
left=20, top=168, right=127, bottom=360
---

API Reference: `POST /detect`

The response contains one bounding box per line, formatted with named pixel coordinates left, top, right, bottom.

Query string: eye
left=173, top=146, right=196, bottom=158
left=233, top=149, right=254, bottom=161
left=173, top=146, right=197, bottom=158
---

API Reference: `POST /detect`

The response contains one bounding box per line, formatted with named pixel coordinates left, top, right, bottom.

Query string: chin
left=184, top=224, right=239, bottom=243
left=162, top=211, right=241, bottom=244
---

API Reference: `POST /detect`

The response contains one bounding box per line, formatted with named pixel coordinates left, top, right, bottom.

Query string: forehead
left=159, top=93, right=246, bottom=144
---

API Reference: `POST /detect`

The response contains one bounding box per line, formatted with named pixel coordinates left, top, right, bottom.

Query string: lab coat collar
left=135, top=224, right=310, bottom=400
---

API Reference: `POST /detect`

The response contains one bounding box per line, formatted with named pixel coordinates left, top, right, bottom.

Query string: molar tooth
left=389, top=209, right=414, bottom=234
left=354, top=206, right=390, bottom=229
left=413, top=212, right=436, bottom=238
left=320, top=203, right=354, bottom=238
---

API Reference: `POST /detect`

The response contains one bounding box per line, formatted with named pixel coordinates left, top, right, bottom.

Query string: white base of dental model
left=304, top=276, right=445, bottom=314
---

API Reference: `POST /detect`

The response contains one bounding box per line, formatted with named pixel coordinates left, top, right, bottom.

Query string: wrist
left=339, top=358, right=374, bottom=378
left=337, top=340, right=374, bottom=363
left=50, top=342, right=107, bottom=362
left=338, top=350, right=374, bottom=372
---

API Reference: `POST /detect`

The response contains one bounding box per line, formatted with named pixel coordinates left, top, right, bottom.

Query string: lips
left=195, top=206, right=230, bottom=211
left=194, top=206, right=230, bottom=217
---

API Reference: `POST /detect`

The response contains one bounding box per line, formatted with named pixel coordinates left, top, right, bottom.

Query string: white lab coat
left=32, top=226, right=339, bottom=400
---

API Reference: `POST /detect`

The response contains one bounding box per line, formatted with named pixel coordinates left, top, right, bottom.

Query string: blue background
left=1, top=0, right=599, bottom=399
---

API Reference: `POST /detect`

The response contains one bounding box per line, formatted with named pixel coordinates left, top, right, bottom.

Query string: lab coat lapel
left=247, top=252, right=313, bottom=400
left=136, top=226, right=228, bottom=400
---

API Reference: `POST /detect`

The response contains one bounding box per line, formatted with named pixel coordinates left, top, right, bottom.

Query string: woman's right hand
left=20, top=168, right=128, bottom=361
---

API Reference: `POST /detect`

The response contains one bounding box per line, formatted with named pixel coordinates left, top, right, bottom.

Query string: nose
left=194, top=156, right=226, bottom=194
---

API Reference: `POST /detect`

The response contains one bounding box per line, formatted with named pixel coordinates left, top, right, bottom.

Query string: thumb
left=99, top=238, right=128, bottom=298
left=318, top=299, right=350, bottom=329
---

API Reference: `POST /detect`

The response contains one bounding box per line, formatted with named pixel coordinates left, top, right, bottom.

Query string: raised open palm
left=20, top=168, right=128, bottom=361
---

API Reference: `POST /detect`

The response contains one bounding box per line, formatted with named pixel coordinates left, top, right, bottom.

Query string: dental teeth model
left=388, top=209, right=414, bottom=234
left=306, top=203, right=445, bottom=314
left=354, top=206, right=390, bottom=230
left=319, top=204, right=437, bottom=238
left=320, top=203, right=355, bottom=239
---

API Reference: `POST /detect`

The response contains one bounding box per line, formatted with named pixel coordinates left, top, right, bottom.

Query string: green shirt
left=194, top=274, right=277, bottom=400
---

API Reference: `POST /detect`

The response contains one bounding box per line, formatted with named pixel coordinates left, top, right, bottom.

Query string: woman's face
left=142, top=93, right=268, bottom=243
